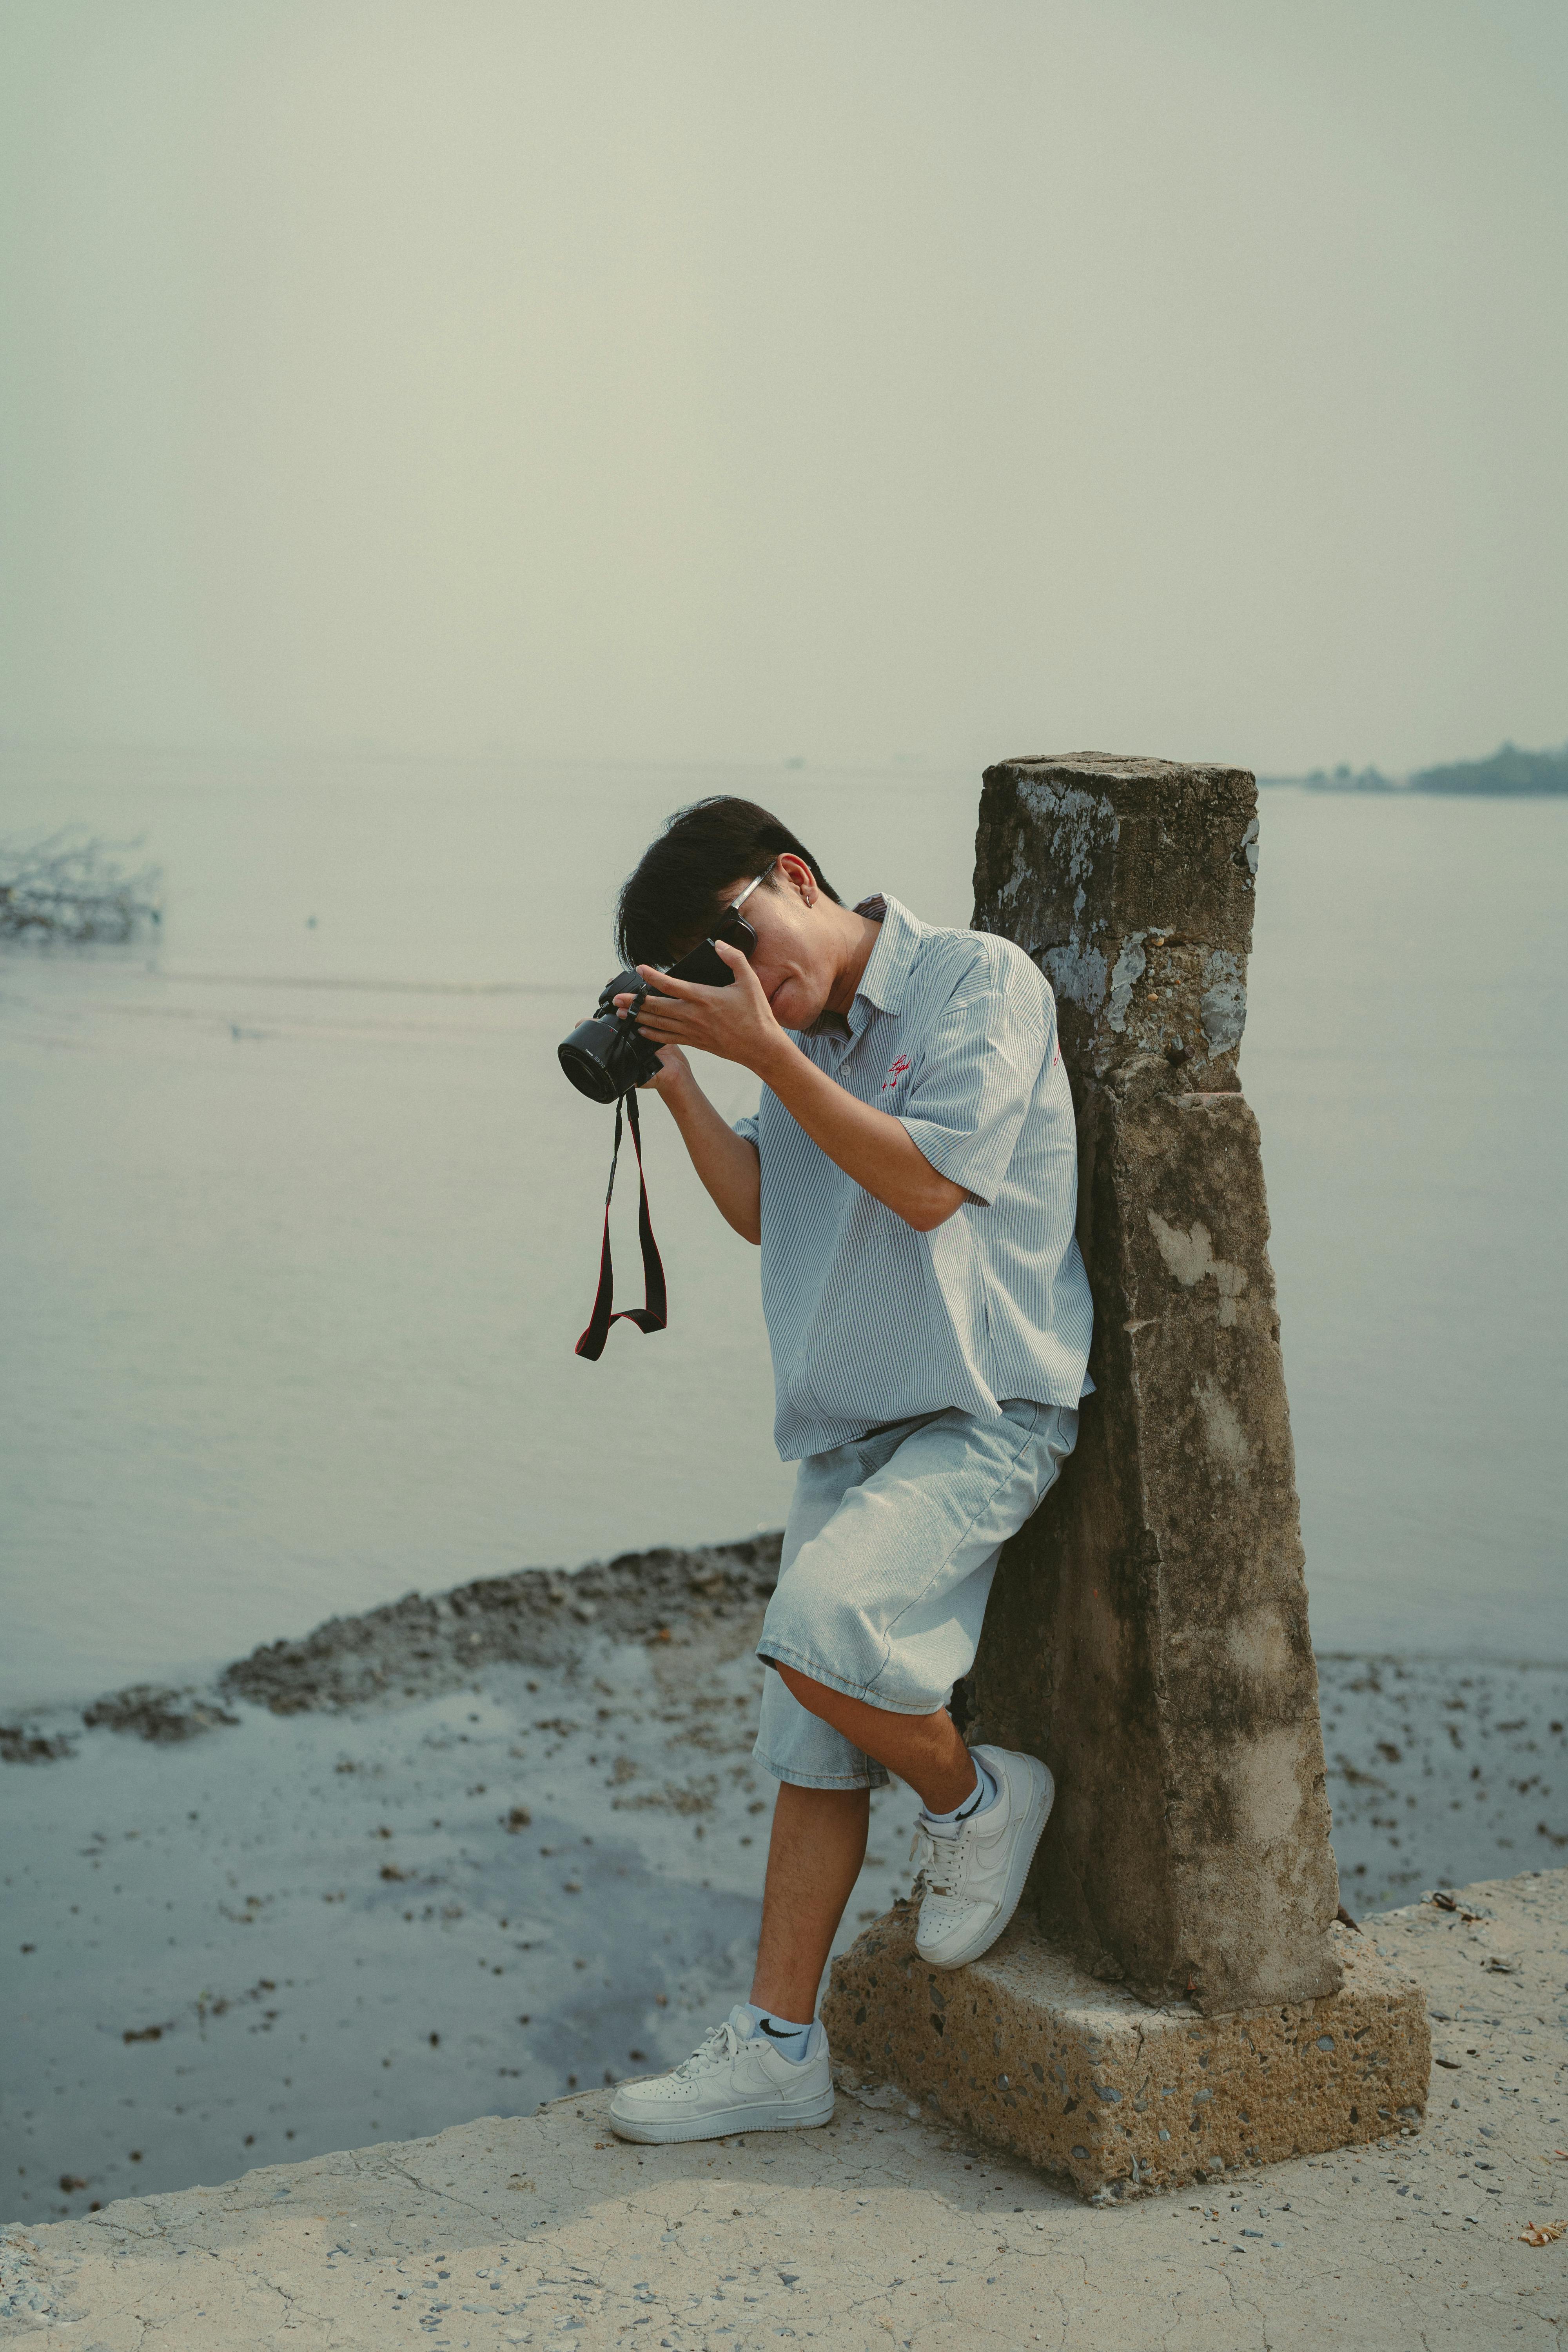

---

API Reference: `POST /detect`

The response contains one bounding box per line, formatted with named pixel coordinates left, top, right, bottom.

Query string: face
left=706, top=855, right=838, bottom=1029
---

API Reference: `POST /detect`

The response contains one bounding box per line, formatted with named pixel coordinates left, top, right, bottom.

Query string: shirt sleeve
left=895, top=951, right=1048, bottom=1206
left=732, top=1107, right=761, bottom=1150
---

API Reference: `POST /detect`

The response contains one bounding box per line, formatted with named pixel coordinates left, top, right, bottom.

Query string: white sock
left=919, top=1757, right=998, bottom=1837
left=740, top=2005, right=815, bottom=2063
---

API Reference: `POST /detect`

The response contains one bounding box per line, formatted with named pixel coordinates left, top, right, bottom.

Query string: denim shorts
left=753, top=1397, right=1078, bottom=1791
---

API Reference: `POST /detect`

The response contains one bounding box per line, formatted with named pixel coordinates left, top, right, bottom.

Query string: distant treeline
left=1292, top=740, right=1568, bottom=796
left=1408, top=741, right=1568, bottom=796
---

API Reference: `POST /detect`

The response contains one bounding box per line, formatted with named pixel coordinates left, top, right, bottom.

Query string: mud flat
left=2, top=1870, right=1566, bottom=2348
left=1, top=1540, right=912, bottom=2224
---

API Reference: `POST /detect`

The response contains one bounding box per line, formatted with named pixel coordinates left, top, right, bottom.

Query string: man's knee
left=775, top=1662, right=839, bottom=1721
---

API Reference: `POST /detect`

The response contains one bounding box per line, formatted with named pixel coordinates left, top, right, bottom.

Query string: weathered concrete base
left=823, top=1903, right=1430, bottom=2198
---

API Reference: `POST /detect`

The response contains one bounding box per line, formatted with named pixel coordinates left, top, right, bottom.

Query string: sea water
left=1, top=750, right=1563, bottom=1706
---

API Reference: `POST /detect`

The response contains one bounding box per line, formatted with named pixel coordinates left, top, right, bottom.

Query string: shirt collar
left=851, top=893, right=922, bottom=1018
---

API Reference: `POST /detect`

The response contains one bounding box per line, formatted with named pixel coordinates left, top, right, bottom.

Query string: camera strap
left=574, top=1087, right=668, bottom=1360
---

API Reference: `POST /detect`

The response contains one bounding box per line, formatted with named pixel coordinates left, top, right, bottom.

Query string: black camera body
left=557, top=971, right=663, bottom=1103
left=557, top=936, right=735, bottom=1104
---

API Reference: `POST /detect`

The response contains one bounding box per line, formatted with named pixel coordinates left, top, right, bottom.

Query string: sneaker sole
left=607, top=2086, right=836, bottom=2145
left=917, top=1758, right=1055, bottom=1972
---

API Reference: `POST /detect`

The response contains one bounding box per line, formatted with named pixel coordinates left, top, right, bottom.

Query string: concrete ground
left=4, top=1869, right=1566, bottom=2350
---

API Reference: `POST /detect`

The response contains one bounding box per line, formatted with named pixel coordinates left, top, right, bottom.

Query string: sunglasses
left=661, top=860, right=775, bottom=988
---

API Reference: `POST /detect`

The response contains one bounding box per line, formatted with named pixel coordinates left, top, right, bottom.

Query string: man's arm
left=629, top=955, right=969, bottom=1235
left=748, top=1040, right=969, bottom=1231
left=642, top=1049, right=762, bottom=1243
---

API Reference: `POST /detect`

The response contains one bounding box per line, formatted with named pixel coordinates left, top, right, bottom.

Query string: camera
left=559, top=864, right=772, bottom=1105
left=557, top=972, right=664, bottom=1103
left=557, top=935, right=738, bottom=1103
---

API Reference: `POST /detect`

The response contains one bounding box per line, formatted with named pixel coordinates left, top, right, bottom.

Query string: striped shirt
left=734, top=894, right=1094, bottom=1461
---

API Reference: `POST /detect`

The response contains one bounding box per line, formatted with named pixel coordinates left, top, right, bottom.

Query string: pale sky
left=1, top=0, right=1563, bottom=775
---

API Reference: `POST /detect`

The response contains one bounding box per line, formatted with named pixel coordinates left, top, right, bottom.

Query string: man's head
left=617, top=797, right=858, bottom=1031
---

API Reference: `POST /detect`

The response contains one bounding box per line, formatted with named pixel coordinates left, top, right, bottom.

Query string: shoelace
left=670, top=2019, right=745, bottom=2080
left=909, top=1823, right=956, bottom=1898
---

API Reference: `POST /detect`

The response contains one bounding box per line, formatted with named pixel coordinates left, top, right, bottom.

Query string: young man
left=604, top=798, right=1093, bottom=2145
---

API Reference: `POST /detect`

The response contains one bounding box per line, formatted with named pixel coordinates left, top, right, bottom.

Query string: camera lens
left=558, top=1018, right=627, bottom=1101
left=558, top=989, right=662, bottom=1101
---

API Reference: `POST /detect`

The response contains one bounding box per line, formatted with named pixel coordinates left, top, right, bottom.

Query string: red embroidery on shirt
left=881, top=1053, right=912, bottom=1094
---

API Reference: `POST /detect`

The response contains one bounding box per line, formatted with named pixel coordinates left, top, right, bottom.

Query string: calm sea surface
left=1, top=750, right=1563, bottom=1706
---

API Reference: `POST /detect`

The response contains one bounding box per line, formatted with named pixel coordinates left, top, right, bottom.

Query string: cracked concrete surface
left=5, top=1870, right=1566, bottom=2348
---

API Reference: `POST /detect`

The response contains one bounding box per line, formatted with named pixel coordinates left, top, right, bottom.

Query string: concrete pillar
left=824, top=755, right=1429, bottom=2194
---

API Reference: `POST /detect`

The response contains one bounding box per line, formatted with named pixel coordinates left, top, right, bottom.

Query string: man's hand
left=636, top=1038, right=693, bottom=1097
left=627, top=940, right=784, bottom=1073
left=606, top=986, right=693, bottom=1096
left=621, top=938, right=965, bottom=1234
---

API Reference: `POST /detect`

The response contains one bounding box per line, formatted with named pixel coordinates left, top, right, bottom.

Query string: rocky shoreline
left=0, top=1534, right=786, bottom=1755
left=219, top=1535, right=785, bottom=1715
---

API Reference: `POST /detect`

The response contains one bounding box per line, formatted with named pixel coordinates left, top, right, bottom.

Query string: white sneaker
left=607, top=2006, right=836, bottom=2145
left=911, top=1743, right=1054, bottom=1971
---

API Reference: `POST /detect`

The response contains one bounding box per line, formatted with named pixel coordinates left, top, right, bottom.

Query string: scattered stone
left=0, top=1724, right=74, bottom=1764
left=1323, top=1659, right=1568, bottom=1909
left=80, top=1687, right=238, bottom=1742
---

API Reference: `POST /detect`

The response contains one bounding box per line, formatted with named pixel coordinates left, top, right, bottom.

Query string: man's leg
left=607, top=1780, right=848, bottom=2143
left=750, top=1783, right=868, bottom=2020
left=750, top=1679, right=980, bottom=2017
left=610, top=1407, right=1077, bottom=2142
left=774, top=1668, right=976, bottom=1809
left=749, top=1680, right=978, bottom=2012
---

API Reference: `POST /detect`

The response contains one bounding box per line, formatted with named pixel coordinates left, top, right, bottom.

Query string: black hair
left=615, top=797, right=841, bottom=969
